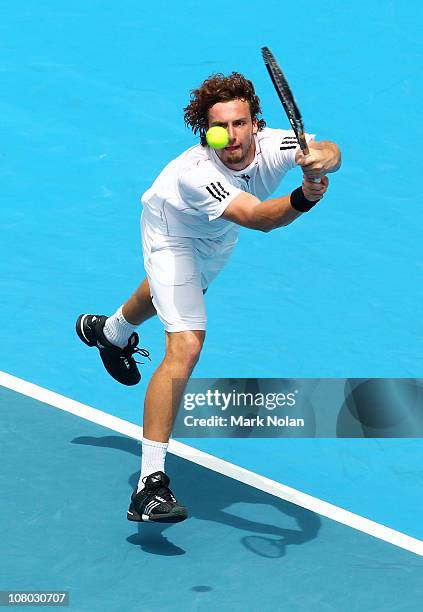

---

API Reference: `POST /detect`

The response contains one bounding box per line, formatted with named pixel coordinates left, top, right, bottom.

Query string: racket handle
left=301, top=140, right=320, bottom=182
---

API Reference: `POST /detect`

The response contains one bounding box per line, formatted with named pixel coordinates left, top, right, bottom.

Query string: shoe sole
left=75, top=314, right=95, bottom=347
left=127, top=508, right=188, bottom=523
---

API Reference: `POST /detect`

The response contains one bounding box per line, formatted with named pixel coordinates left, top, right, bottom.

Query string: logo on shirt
left=240, top=174, right=251, bottom=184
left=280, top=136, right=298, bottom=150
left=205, top=182, right=230, bottom=202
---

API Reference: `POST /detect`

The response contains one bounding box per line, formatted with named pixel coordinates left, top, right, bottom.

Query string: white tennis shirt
left=141, top=127, right=313, bottom=238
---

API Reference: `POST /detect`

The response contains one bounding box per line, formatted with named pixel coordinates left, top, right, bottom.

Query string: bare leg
left=122, top=278, right=156, bottom=325
left=143, top=330, right=205, bottom=442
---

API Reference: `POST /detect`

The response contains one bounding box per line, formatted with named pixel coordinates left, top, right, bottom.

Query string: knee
left=179, top=333, right=204, bottom=368
left=167, top=331, right=205, bottom=370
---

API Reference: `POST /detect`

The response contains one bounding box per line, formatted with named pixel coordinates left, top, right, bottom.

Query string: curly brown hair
left=184, top=72, right=266, bottom=146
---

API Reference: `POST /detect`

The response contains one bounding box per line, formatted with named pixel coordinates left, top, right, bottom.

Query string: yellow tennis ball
left=206, top=126, right=229, bottom=149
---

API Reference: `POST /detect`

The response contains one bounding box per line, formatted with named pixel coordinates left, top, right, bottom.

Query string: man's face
left=207, top=99, right=258, bottom=171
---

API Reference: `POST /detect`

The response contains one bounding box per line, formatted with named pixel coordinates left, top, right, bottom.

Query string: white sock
left=103, top=305, right=137, bottom=348
left=137, top=437, right=168, bottom=492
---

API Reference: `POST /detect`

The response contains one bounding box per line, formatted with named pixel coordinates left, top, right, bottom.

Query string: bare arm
left=222, top=176, right=329, bottom=232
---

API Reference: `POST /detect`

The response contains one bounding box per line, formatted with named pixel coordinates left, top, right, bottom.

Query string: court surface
left=1, top=1, right=422, bottom=610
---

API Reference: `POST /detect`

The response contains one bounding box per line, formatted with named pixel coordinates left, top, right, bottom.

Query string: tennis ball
left=206, top=126, right=229, bottom=149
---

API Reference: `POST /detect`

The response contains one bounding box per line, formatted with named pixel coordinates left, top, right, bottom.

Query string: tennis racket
left=261, top=46, right=319, bottom=181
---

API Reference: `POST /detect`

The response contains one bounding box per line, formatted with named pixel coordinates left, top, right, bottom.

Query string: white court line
left=1, top=369, right=422, bottom=557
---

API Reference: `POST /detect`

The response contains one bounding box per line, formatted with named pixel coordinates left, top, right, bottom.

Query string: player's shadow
left=72, top=435, right=321, bottom=557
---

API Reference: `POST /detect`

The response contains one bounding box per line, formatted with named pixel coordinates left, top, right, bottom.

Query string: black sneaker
left=127, top=471, right=188, bottom=523
left=75, top=314, right=150, bottom=386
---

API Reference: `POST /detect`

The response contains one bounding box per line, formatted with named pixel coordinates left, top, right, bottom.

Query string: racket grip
left=302, top=141, right=322, bottom=183
left=301, top=142, right=320, bottom=182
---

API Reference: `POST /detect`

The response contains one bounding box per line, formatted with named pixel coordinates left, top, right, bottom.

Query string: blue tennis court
left=1, top=1, right=423, bottom=610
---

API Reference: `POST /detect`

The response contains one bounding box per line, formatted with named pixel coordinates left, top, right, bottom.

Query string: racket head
left=261, top=46, right=309, bottom=155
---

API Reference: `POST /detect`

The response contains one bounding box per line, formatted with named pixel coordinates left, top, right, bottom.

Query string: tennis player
left=76, top=73, right=341, bottom=523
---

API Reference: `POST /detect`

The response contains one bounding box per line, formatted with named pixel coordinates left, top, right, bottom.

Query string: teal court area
left=1, top=385, right=423, bottom=611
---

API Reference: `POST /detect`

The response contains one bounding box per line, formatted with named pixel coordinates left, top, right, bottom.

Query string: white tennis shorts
left=141, top=214, right=239, bottom=332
